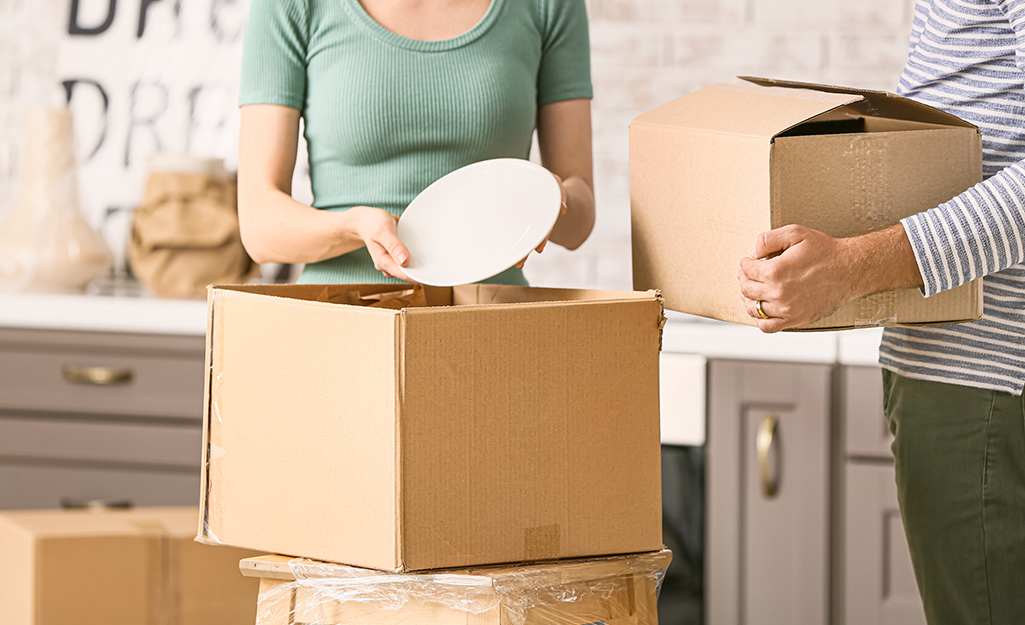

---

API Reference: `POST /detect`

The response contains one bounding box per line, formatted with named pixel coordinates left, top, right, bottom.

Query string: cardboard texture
left=198, top=283, right=665, bottom=572
left=630, top=76, right=985, bottom=330
left=240, top=550, right=670, bottom=625
left=0, top=507, right=262, bottom=625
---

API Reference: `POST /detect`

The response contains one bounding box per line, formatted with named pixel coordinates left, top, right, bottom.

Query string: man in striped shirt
left=737, top=1, right=1025, bottom=623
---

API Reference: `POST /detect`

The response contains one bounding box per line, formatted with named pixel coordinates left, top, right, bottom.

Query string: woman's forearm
left=549, top=175, right=595, bottom=250
left=238, top=187, right=366, bottom=265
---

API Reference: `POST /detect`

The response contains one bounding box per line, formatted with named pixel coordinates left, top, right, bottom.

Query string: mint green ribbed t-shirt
left=239, top=0, right=593, bottom=285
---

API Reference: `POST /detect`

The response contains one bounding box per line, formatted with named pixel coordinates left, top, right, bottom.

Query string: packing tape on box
left=524, top=524, right=561, bottom=561
left=208, top=443, right=226, bottom=461
left=130, top=520, right=173, bottom=625
left=854, top=290, right=899, bottom=328
left=655, top=291, right=667, bottom=352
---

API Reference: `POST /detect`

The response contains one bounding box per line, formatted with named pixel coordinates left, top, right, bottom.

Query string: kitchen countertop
left=0, top=292, right=209, bottom=336
left=0, top=292, right=884, bottom=366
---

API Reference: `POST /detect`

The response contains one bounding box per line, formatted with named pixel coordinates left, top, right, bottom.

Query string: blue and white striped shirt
left=879, top=0, right=1025, bottom=396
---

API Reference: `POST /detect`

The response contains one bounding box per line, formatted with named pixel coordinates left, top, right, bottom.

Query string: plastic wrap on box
left=242, top=550, right=672, bottom=625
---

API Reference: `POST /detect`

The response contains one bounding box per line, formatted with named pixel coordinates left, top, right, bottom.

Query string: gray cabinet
left=0, top=328, right=206, bottom=509
left=843, top=463, right=925, bottom=625
left=838, top=366, right=925, bottom=625
left=707, top=360, right=832, bottom=625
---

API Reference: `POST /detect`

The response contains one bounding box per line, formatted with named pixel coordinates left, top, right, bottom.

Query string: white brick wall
left=0, top=0, right=919, bottom=290
left=524, top=0, right=919, bottom=290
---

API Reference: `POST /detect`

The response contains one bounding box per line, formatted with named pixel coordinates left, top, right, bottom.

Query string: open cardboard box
left=241, top=549, right=671, bottom=625
left=630, top=76, right=984, bottom=330
left=197, top=283, right=666, bottom=572
left=0, top=507, right=261, bottom=625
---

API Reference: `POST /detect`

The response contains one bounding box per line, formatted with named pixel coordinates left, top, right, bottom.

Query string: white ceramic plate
left=397, top=158, right=562, bottom=286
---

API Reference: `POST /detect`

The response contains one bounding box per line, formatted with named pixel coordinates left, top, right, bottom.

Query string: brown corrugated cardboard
left=0, top=507, right=261, bottom=625
left=197, top=283, right=665, bottom=572
left=630, top=76, right=984, bottom=331
left=240, top=550, right=671, bottom=625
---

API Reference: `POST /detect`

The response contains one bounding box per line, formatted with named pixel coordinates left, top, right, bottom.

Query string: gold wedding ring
left=756, top=300, right=770, bottom=319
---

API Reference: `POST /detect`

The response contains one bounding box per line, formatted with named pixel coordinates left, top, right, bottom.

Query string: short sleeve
left=536, top=0, right=593, bottom=108
left=239, top=0, right=309, bottom=110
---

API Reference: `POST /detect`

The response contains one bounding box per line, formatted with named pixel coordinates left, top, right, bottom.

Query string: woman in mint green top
left=236, top=0, right=596, bottom=285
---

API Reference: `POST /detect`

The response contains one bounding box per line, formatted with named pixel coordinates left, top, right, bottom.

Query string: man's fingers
left=741, top=296, right=791, bottom=333
left=739, top=255, right=776, bottom=283
left=743, top=296, right=774, bottom=320
left=738, top=273, right=770, bottom=301
left=756, top=318, right=789, bottom=333
left=755, top=225, right=806, bottom=259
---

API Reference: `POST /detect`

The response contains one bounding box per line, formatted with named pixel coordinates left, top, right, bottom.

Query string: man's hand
left=738, top=224, right=923, bottom=333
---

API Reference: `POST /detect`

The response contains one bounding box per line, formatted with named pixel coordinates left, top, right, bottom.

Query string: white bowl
left=397, top=158, right=562, bottom=286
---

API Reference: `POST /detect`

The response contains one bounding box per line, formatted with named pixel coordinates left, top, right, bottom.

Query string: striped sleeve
left=902, top=163, right=1025, bottom=296
left=900, top=0, right=1025, bottom=297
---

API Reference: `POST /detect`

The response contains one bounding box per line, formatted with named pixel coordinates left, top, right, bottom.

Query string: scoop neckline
left=342, top=0, right=503, bottom=52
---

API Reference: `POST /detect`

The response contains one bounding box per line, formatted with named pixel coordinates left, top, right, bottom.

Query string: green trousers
left=883, top=370, right=1025, bottom=625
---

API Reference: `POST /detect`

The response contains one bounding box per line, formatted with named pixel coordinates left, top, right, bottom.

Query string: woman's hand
left=348, top=206, right=413, bottom=281
left=515, top=174, right=568, bottom=269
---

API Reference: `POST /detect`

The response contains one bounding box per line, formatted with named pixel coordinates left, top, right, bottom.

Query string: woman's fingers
left=378, top=214, right=409, bottom=267
left=367, top=240, right=413, bottom=283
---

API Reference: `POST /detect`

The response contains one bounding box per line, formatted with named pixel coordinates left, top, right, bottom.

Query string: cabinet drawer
left=0, top=462, right=200, bottom=510
left=0, top=416, right=202, bottom=467
left=0, top=336, right=205, bottom=419
left=842, top=366, right=893, bottom=459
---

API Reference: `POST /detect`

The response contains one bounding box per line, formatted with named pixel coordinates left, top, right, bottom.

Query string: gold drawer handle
left=757, top=414, right=780, bottom=500
left=62, top=365, right=134, bottom=386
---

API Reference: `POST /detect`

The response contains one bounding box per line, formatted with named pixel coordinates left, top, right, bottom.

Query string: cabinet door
left=843, top=366, right=893, bottom=459
left=707, top=361, right=831, bottom=625
left=844, top=462, right=925, bottom=625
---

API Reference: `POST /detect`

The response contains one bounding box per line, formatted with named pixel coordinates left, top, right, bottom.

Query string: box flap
left=630, top=82, right=862, bottom=139
left=741, top=76, right=978, bottom=129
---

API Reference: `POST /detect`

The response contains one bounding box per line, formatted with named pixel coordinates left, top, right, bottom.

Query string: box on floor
left=242, top=549, right=672, bottom=625
left=198, top=283, right=666, bottom=572
left=630, top=76, right=984, bottom=331
left=0, top=506, right=262, bottom=625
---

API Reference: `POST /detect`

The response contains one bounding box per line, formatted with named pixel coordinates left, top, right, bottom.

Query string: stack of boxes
left=196, top=282, right=672, bottom=624
left=0, top=507, right=262, bottom=625
left=192, top=78, right=987, bottom=623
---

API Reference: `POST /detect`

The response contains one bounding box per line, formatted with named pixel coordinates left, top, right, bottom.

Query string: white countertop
left=662, top=312, right=882, bottom=366
left=0, top=292, right=884, bottom=365
left=0, top=292, right=208, bottom=336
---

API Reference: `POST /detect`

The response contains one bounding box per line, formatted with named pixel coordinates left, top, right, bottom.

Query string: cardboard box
left=197, top=283, right=665, bottom=572
left=0, top=507, right=262, bottom=625
left=240, top=549, right=671, bottom=625
left=630, top=76, right=984, bottom=330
